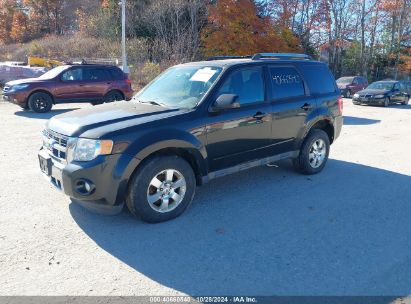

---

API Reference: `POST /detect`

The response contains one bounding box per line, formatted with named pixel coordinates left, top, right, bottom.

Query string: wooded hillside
left=0, top=0, right=410, bottom=82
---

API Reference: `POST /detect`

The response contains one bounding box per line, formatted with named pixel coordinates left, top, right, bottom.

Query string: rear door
left=205, top=65, right=273, bottom=171
left=82, top=68, right=112, bottom=99
left=268, top=64, right=315, bottom=154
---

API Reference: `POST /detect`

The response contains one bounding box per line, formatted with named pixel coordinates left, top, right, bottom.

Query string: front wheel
left=28, top=92, right=53, bottom=113
left=383, top=97, right=390, bottom=107
left=293, top=129, right=330, bottom=175
left=345, top=90, right=352, bottom=98
left=126, top=155, right=196, bottom=223
left=402, top=96, right=409, bottom=105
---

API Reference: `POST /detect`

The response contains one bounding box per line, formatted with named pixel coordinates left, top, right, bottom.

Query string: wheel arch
left=27, top=89, right=55, bottom=104
left=112, top=135, right=208, bottom=206
left=298, top=117, right=335, bottom=149
left=105, top=89, right=125, bottom=100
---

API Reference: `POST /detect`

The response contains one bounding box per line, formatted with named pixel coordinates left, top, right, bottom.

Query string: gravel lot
left=0, top=97, right=411, bottom=296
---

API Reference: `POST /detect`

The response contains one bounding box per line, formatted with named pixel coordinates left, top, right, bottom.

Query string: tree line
left=0, top=0, right=410, bottom=80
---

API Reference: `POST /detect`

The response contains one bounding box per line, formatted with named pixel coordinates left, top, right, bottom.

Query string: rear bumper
left=334, top=116, right=343, bottom=142
left=38, top=148, right=125, bottom=212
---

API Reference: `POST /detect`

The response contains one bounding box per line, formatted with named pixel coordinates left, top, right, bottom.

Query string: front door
left=205, top=66, right=273, bottom=172
left=54, top=67, right=88, bottom=101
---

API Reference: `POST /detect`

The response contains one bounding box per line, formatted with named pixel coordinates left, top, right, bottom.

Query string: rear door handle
left=253, top=112, right=266, bottom=120
left=301, top=103, right=313, bottom=111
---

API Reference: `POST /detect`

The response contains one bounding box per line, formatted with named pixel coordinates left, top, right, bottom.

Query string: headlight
left=10, top=84, right=29, bottom=91
left=374, top=94, right=385, bottom=98
left=353, top=94, right=359, bottom=98
left=69, top=138, right=113, bottom=162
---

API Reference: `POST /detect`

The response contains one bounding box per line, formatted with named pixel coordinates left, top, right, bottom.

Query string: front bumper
left=2, top=92, right=28, bottom=106
left=38, top=148, right=125, bottom=212
left=352, top=96, right=385, bottom=105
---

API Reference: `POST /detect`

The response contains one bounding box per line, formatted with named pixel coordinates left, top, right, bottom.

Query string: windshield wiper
left=138, top=100, right=168, bottom=107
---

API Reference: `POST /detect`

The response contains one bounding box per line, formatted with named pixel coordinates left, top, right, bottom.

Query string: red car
left=2, top=64, right=133, bottom=113
left=336, top=76, right=368, bottom=98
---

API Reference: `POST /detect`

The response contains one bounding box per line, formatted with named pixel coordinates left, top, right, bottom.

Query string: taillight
left=338, top=96, right=343, bottom=114
left=125, top=79, right=132, bottom=85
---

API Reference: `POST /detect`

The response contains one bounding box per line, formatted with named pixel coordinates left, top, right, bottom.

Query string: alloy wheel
left=146, top=169, right=187, bottom=213
left=309, top=139, right=327, bottom=169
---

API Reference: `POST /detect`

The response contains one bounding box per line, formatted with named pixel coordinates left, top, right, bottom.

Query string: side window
left=61, top=68, right=83, bottom=81
left=299, top=63, right=336, bottom=95
left=353, top=78, right=359, bottom=85
left=216, top=66, right=264, bottom=106
left=84, top=68, right=110, bottom=81
left=269, top=66, right=305, bottom=100
left=394, top=83, right=400, bottom=90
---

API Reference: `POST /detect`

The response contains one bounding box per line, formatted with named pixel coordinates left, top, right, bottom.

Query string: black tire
left=126, top=155, right=196, bottom=223
left=353, top=102, right=360, bottom=105
left=293, top=129, right=330, bottom=175
left=28, top=92, right=53, bottom=113
left=345, top=90, right=352, bottom=98
left=104, top=91, right=123, bottom=103
left=383, top=97, right=390, bottom=107
left=402, top=96, right=409, bottom=106
left=20, top=103, right=30, bottom=110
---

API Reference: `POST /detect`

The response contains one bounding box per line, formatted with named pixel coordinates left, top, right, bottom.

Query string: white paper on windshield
left=190, top=67, right=217, bottom=83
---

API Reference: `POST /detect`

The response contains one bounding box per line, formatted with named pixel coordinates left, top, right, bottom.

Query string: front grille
left=42, top=129, right=69, bottom=160
left=360, top=94, right=373, bottom=98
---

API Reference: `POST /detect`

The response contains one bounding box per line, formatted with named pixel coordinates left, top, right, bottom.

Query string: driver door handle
left=301, top=103, right=313, bottom=111
left=253, top=112, right=266, bottom=120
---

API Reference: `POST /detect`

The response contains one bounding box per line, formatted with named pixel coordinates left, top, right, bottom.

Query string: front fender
left=110, top=129, right=208, bottom=204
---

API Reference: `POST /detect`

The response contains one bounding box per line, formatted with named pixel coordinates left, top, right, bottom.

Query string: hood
left=47, top=101, right=185, bottom=138
left=6, top=78, right=45, bottom=86
left=356, top=89, right=390, bottom=95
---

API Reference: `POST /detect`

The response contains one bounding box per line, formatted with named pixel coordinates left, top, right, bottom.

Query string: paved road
left=0, top=99, right=411, bottom=296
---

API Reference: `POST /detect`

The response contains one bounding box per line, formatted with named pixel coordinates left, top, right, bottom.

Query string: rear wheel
left=104, top=91, right=123, bottom=103
left=293, top=129, right=330, bottom=175
left=28, top=92, right=53, bottom=113
left=345, top=90, right=352, bottom=98
left=126, top=155, right=196, bottom=223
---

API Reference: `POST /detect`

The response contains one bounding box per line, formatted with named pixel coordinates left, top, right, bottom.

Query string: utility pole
left=121, top=0, right=129, bottom=74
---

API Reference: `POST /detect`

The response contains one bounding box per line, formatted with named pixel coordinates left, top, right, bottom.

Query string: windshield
left=38, top=65, right=69, bottom=80
left=367, top=82, right=394, bottom=90
left=133, top=65, right=222, bottom=109
left=337, top=77, right=354, bottom=84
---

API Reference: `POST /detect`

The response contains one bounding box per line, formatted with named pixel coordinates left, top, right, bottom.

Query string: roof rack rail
left=252, top=53, right=312, bottom=60
left=207, top=55, right=252, bottom=61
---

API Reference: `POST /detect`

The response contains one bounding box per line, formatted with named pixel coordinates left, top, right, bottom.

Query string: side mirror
left=211, top=94, right=240, bottom=112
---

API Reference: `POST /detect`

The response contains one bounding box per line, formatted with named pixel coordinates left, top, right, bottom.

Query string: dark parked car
left=336, top=76, right=368, bottom=98
left=352, top=80, right=410, bottom=107
left=38, top=53, right=343, bottom=223
left=2, top=64, right=133, bottom=113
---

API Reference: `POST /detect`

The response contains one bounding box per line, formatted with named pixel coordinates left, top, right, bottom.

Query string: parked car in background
left=38, top=53, right=343, bottom=223
left=352, top=80, right=410, bottom=107
left=336, top=76, right=368, bottom=98
left=2, top=64, right=133, bottom=113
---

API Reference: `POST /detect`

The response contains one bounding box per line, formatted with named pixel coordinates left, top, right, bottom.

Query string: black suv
left=38, top=53, right=343, bottom=223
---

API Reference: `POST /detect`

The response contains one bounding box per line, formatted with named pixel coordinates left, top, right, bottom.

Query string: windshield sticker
left=190, top=68, right=217, bottom=83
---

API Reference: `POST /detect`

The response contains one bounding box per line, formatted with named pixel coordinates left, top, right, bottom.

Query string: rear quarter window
left=298, top=63, right=336, bottom=95
left=108, top=67, right=125, bottom=80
